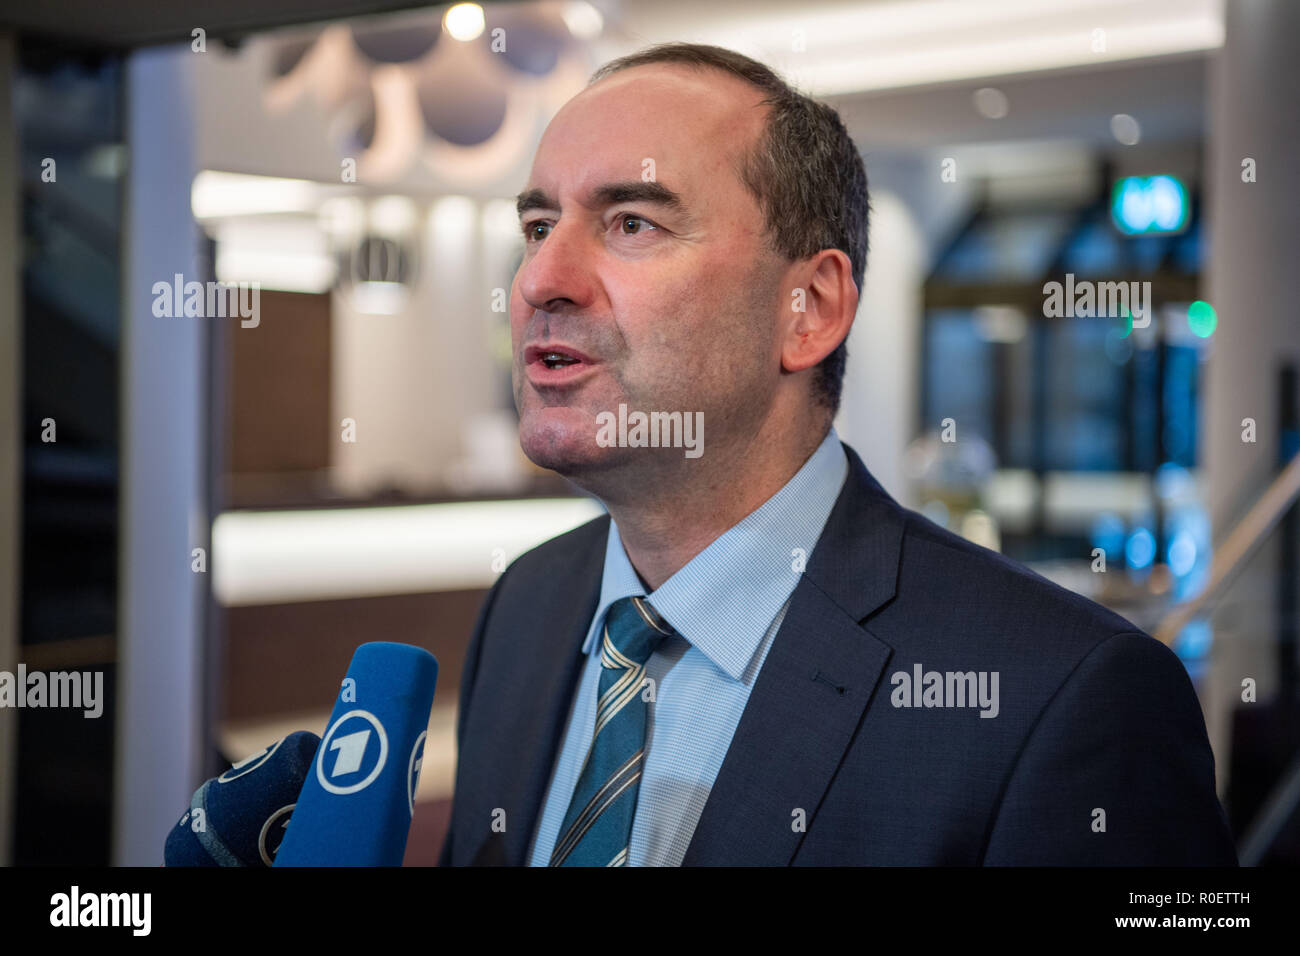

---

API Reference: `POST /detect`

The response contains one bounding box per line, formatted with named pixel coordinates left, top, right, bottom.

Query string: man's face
left=510, top=64, right=786, bottom=484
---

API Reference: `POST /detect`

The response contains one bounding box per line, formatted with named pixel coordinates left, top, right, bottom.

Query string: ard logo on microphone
left=317, top=709, right=388, bottom=794
left=407, top=730, right=427, bottom=816
left=218, top=737, right=284, bottom=783
left=259, top=804, right=294, bottom=864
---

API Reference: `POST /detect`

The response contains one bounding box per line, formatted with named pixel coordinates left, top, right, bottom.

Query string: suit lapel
left=681, top=444, right=904, bottom=865
left=462, top=516, right=609, bottom=866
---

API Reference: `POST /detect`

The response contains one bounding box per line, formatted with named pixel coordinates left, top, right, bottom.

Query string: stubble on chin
left=518, top=407, right=601, bottom=474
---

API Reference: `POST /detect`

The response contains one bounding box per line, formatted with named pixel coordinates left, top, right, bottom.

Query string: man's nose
left=516, top=219, right=597, bottom=314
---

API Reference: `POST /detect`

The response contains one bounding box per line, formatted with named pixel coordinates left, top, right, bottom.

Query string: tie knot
left=601, top=596, right=674, bottom=668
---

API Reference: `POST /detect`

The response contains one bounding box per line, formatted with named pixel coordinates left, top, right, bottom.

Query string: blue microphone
left=274, top=642, right=438, bottom=866
left=165, top=730, right=320, bottom=866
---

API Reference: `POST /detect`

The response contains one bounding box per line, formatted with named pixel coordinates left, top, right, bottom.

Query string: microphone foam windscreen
left=165, top=730, right=320, bottom=867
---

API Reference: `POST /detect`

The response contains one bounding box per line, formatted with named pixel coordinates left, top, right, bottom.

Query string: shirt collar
left=582, top=426, right=849, bottom=680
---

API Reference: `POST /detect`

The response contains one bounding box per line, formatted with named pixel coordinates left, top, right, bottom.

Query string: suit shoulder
left=887, top=501, right=1142, bottom=651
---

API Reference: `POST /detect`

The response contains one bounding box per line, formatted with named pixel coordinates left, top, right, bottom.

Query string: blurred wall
left=835, top=190, right=926, bottom=504
left=330, top=196, right=501, bottom=497
left=0, top=30, right=20, bottom=867
left=1203, top=0, right=1300, bottom=796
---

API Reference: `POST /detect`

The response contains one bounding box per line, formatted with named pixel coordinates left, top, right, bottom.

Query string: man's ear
left=780, top=249, right=857, bottom=373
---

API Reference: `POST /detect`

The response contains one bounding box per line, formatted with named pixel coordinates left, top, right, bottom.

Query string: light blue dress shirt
left=526, top=427, right=849, bottom=866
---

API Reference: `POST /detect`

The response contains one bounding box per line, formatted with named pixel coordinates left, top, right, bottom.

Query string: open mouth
left=525, top=344, right=594, bottom=373
left=541, top=352, right=580, bottom=370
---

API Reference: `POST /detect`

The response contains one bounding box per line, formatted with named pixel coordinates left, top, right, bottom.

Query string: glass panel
left=923, top=309, right=994, bottom=446
left=935, top=211, right=1075, bottom=283
left=1166, top=491, right=1300, bottom=866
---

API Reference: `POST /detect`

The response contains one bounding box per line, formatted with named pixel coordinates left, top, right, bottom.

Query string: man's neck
left=602, top=421, right=830, bottom=590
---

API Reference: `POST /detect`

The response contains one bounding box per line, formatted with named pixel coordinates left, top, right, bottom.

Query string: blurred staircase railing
left=1155, top=450, right=1300, bottom=646
left=1154, top=448, right=1300, bottom=865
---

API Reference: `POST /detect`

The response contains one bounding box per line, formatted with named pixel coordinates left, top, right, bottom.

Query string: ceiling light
left=444, top=3, right=485, bottom=42
left=562, top=1, right=604, bottom=40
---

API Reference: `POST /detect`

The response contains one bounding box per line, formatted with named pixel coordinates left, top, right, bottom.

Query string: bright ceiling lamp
left=444, top=3, right=486, bottom=42
left=561, top=1, right=603, bottom=40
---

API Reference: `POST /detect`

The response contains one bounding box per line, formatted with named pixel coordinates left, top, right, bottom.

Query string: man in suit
left=438, top=42, right=1237, bottom=866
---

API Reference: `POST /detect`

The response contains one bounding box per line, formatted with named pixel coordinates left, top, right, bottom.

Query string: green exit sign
left=1111, top=175, right=1189, bottom=235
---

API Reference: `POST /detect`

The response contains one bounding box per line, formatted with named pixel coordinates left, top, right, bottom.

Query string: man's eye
left=617, top=214, right=657, bottom=236
left=520, top=215, right=658, bottom=243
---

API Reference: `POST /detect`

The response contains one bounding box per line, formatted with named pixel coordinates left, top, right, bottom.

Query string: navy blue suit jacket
left=439, top=442, right=1237, bottom=865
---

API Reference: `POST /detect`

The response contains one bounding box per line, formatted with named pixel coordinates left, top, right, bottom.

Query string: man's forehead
left=522, top=66, right=766, bottom=211
left=564, top=65, right=763, bottom=140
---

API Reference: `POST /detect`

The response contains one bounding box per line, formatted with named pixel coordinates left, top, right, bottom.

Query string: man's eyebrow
left=515, top=188, right=555, bottom=218
left=515, top=180, right=687, bottom=218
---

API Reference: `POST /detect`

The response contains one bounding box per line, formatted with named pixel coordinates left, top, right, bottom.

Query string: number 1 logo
left=317, top=710, right=388, bottom=795
left=329, top=730, right=371, bottom=777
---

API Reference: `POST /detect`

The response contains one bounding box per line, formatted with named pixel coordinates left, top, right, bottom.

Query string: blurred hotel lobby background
left=0, top=0, right=1297, bottom=865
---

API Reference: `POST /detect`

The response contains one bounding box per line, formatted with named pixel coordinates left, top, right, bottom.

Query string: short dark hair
left=589, top=42, right=869, bottom=419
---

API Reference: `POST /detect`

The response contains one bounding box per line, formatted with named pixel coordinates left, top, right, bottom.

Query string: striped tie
left=549, top=595, right=674, bottom=867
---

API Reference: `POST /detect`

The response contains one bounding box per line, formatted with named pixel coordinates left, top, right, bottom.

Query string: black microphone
left=164, top=731, right=320, bottom=867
